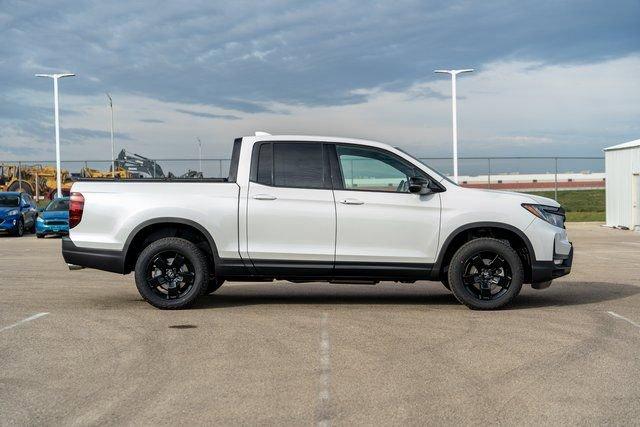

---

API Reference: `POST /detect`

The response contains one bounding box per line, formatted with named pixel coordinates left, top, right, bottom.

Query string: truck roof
left=243, top=134, right=392, bottom=150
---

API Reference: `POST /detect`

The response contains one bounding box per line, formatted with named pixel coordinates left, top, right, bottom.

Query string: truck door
left=246, top=141, right=336, bottom=277
left=330, top=144, right=441, bottom=276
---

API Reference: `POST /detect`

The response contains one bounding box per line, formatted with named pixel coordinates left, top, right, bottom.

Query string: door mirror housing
left=408, top=177, right=432, bottom=195
left=408, top=176, right=444, bottom=195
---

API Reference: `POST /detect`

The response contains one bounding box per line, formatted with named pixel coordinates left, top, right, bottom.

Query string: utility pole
left=434, top=69, right=474, bottom=183
left=35, top=73, right=75, bottom=198
left=106, top=93, right=115, bottom=177
left=197, top=137, right=203, bottom=174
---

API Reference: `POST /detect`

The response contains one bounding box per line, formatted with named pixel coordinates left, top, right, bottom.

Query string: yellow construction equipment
left=0, top=164, right=74, bottom=199
left=0, top=163, right=135, bottom=199
left=80, top=166, right=130, bottom=179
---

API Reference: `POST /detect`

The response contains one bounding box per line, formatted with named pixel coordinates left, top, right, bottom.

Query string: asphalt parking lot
left=1, top=223, right=639, bottom=425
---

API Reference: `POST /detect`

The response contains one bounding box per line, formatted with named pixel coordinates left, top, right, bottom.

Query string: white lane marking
left=0, top=312, right=49, bottom=333
left=607, top=311, right=640, bottom=329
left=317, top=312, right=331, bottom=427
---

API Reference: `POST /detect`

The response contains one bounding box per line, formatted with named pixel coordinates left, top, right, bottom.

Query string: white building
left=604, top=139, right=640, bottom=230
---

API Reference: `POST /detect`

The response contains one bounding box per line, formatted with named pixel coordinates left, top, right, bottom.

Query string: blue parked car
left=0, top=192, right=38, bottom=237
left=36, top=197, right=70, bottom=238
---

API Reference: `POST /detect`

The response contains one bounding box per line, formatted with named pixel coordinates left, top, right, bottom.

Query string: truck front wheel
left=448, top=238, right=523, bottom=310
left=134, top=237, right=209, bottom=309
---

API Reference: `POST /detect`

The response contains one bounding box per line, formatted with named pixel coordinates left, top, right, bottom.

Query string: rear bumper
left=62, top=237, right=126, bottom=274
left=531, top=244, right=573, bottom=283
left=37, top=222, right=69, bottom=235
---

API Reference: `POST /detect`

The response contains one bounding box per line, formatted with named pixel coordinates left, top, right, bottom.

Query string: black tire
left=36, top=233, right=44, bottom=238
left=12, top=219, right=24, bottom=237
left=7, top=180, right=34, bottom=196
left=134, top=237, right=209, bottom=309
left=448, top=238, right=523, bottom=310
left=206, top=278, right=225, bottom=295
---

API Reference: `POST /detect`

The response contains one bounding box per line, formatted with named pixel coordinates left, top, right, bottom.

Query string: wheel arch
left=433, top=222, right=536, bottom=283
left=123, top=217, right=221, bottom=274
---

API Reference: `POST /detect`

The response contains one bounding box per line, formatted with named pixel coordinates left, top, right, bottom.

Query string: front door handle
left=253, top=194, right=277, bottom=200
left=340, top=198, right=364, bottom=205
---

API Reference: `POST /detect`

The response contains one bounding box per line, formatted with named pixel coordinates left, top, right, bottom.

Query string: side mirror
left=408, top=177, right=433, bottom=195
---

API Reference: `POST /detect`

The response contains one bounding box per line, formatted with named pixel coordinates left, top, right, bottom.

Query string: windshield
left=46, top=199, right=69, bottom=211
left=394, top=147, right=458, bottom=186
left=0, top=194, right=20, bottom=207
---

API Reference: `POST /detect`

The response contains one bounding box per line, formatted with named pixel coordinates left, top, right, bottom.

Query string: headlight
left=37, top=217, right=44, bottom=223
left=7, top=209, right=19, bottom=216
left=522, top=204, right=565, bottom=228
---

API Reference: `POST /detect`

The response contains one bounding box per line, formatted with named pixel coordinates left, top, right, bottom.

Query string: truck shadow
left=193, top=281, right=640, bottom=310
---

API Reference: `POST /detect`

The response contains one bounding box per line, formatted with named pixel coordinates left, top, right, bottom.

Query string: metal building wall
left=605, top=146, right=640, bottom=228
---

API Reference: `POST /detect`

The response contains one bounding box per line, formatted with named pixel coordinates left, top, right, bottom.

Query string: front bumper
left=62, top=237, right=126, bottom=273
left=531, top=244, right=573, bottom=283
left=0, top=217, right=19, bottom=232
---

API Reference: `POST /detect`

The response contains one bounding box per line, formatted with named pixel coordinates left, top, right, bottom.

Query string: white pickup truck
left=62, top=133, right=572, bottom=310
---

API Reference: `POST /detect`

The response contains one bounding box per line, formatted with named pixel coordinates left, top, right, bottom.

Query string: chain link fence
left=1, top=156, right=604, bottom=200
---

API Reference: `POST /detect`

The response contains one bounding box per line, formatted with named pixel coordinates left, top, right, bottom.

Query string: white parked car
left=63, top=134, right=572, bottom=310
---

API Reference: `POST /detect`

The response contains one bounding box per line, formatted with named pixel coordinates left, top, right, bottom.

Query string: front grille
left=46, top=220, right=68, bottom=226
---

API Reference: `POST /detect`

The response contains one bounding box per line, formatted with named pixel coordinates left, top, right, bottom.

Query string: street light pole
left=434, top=68, right=474, bottom=183
left=35, top=73, right=75, bottom=198
left=106, top=93, right=115, bottom=177
left=196, top=137, right=202, bottom=174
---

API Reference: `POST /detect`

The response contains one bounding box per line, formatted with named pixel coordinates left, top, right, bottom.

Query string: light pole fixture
left=106, top=93, right=115, bottom=177
left=35, top=72, right=75, bottom=198
left=434, top=68, right=474, bottom=183
left=196, top=137, right=203, bottom=174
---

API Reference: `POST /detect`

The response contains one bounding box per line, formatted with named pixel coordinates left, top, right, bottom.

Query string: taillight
left=69, top=192, right=84, bottom=229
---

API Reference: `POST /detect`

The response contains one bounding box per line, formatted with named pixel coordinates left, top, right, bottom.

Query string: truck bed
left=68, top=180, right=240, bottom=260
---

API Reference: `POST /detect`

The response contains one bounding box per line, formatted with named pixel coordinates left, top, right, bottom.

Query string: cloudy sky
left=1, top=0, right=639, bottom=166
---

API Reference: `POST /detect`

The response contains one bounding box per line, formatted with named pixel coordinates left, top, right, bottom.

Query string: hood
left=41, top=210, right=69, bottom=220
left=458, top=187, right=561, bottom=207
left=521, top=192, right=560, bottom=206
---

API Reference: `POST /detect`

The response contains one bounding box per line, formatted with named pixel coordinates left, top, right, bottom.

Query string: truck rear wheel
left=448, top=238, right=523, bottom=310
left=134, top=237, right=209, bottom=309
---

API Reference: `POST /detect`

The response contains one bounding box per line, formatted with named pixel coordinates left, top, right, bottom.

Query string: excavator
left=111, top=149, right=203, bottom=179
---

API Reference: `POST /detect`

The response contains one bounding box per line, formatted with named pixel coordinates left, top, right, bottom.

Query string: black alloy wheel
left=448, top=238, right=523, bottom=310
left=146, top=251, right=196, bottom=300
left=461, top=251, right=512, bottom=301
left=134, top=237, right=209, bottom=309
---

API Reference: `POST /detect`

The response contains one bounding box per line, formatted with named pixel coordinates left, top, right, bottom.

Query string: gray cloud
left=407, top=88, right=451, bottom=101
left=4, top=0, right=637, bottom=109
left=62, top=127, right=131, bottom=142
left=140, top=118, right=164, bottom=123
left=175, top=109, right=241, bottom=120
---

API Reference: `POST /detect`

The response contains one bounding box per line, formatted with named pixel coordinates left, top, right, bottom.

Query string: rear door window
left=272, top=143, right=326, bottom=189
left=256, top=143, right=273, bottom=185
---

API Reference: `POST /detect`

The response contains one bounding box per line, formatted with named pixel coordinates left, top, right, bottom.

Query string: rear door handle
left=253, top=194, right=277, bottom=200
left=340, top=198, right=364, bottom=205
